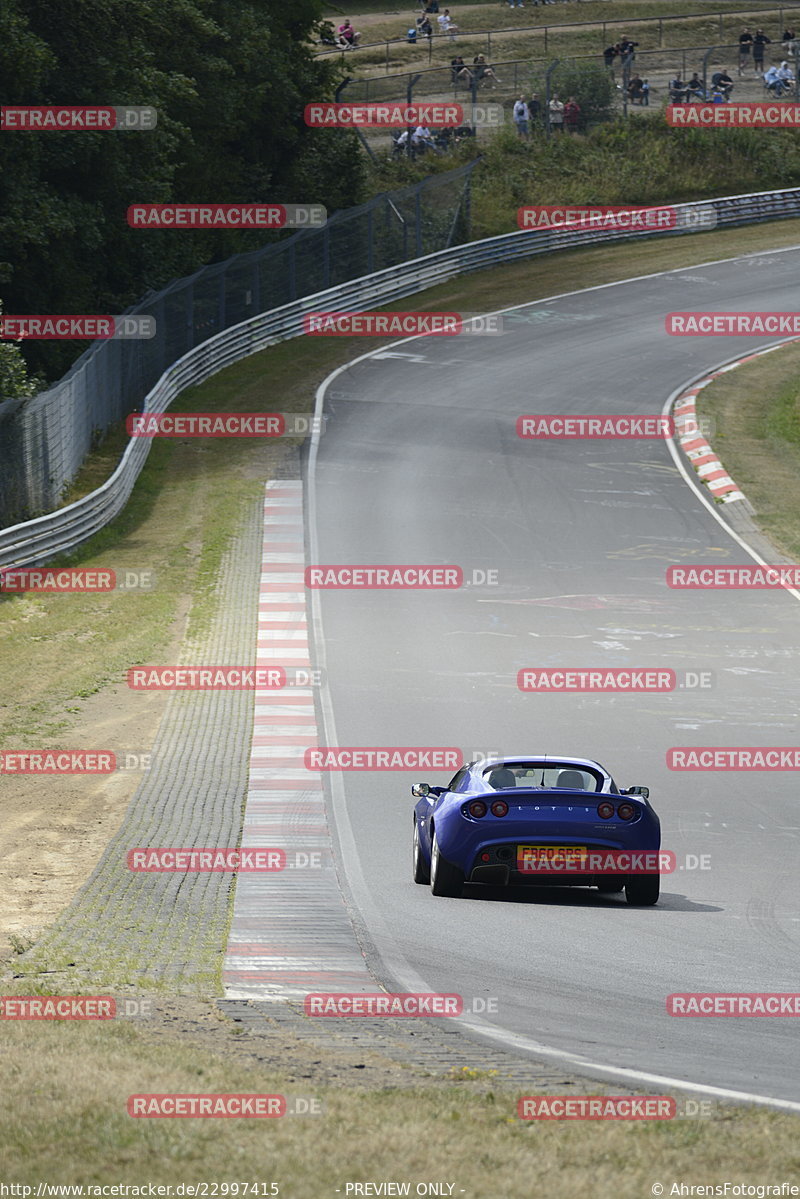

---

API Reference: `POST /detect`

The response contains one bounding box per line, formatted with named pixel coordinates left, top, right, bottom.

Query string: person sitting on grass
left=711, top=68, right=734, bottom=99
left=627, top=74, right=644, bottom=103
left=438, top=8, right=459, bottom=39
left=669, top=74, right=689, bottom=102
left=337, top=19, right=360, bottom=48
left=472, top=54, right=499, bottom=86
left=416, top=14, right=433, bottom=40
left=451, top=55, right=471, bottom=85
left=686, top=72, right=705, bottom=99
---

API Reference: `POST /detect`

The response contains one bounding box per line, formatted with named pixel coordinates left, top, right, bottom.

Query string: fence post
left=386, top=41, right=390, bottom=72
left=186, top=282, right=194, bottom=353
left=659, top=18, right=663, bottom=47
left=544, top=25, right=548, bottom=54
left=545, top=58, right=559, bottom=140
left=288, top=241, right=297, bottom=301
left=701, top=45, right=715, bottom=100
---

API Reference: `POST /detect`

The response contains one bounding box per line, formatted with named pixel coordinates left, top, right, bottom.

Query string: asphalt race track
left=307, top=247, right=800, bottom=1107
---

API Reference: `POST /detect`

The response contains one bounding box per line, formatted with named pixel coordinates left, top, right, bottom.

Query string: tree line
left=0, top=0, right=364, bottom=384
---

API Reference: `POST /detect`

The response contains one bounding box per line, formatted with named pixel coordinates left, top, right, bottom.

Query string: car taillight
left=597, top=801, right=615, bottom=820
left=617, top=802, right=636, bottom=821
left=490, top=799, right=509, bottom=817
left=468, top=800, right=487, bottom=818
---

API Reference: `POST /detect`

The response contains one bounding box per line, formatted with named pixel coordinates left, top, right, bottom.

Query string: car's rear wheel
left=413, top=820, right=430, bottom=884
left=430, top=830, right=464, bottom=898
left=597, top=880, right=625, bottom=894
left=625, top=874, right=660, bottom=906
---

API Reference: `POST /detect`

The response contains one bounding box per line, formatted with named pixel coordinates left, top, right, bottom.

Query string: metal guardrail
left=2, top=185, right=800, bottom=569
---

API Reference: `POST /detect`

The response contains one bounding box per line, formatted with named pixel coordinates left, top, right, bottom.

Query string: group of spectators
left=602, top=37, right=639, bottom=71
left=512, top=93, right=581, bottom=135
left=410, top=2, right=458, bottom=43
left=450, top=54, right=500, bottom=86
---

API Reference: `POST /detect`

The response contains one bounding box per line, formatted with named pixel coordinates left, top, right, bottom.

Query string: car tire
left=430, top=829, right=464, bottom=897
left=413, top=820, right=430, bottom=884
left=625, top=874, right=660, bottom=906
left=597, top=879, right=624, bottom=893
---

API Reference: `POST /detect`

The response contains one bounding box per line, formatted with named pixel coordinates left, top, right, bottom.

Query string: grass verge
left=1, top=1013, right=799, bottom=1192
left=697, top=340, right=800, bottom=558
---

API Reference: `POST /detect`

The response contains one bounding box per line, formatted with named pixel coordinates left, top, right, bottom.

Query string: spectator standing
left=753, top=29, right=771, bottom=72
left=738, top=28, right=753, bottom=74
left=603, top=44, right=618, bottom=72
left=527, top=93, right=542, bottom=125
left=618, top=36, right=638, bottom=64
left=564, top=95, right=581, bottom=132
left=640, top=79, right=650, bottom=106
left=548, top=93, right=565, bottom=133
left=513, top=95, right=530, bottom=139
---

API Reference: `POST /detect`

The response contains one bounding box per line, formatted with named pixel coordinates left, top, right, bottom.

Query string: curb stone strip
left=672, top=337, right=800, bottom=507
left=223, top=480, right=374, bottom=1000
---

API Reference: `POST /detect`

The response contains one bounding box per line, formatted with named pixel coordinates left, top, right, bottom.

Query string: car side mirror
left=626, top=785, right=650, bottom=800
left=411, top=782, right=431, bottom=798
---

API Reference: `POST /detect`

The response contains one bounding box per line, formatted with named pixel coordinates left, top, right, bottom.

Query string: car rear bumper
left=468, top=864, right=628, bottom=886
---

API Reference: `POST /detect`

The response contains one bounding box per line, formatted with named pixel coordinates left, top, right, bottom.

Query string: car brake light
left=617, top=801, right=636, bottom=820
left=468, top=800, right=487, bottom=818
left=597, top=801, right=615, bottom=820
left=490, top=799, right=509, bottom=817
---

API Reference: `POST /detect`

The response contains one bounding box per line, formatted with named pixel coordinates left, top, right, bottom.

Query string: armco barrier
left=2, top=185, right=800, bottom=569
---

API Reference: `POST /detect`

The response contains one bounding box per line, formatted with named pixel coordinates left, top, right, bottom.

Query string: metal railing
left=2, top=186, right=800, bottom=569
left=317, top=4, right=800, bottom=72
left=339, top=39, right=800, bottom=109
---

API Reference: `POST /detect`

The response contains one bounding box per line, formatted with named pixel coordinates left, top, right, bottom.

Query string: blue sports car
left=412, top=755, right=661, bottom=905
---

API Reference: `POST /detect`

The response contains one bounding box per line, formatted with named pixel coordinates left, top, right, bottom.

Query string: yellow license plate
left=517, top=844, right=588, bottom=870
